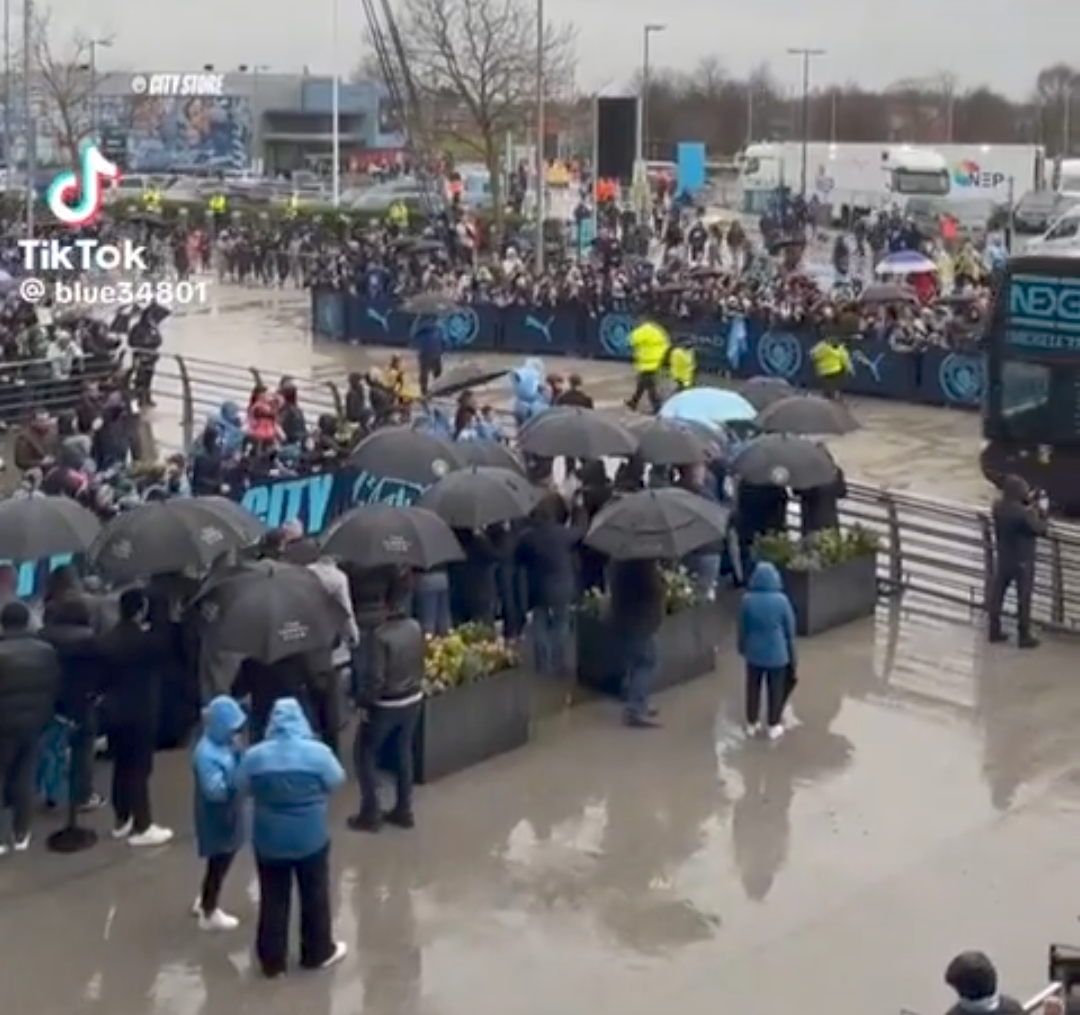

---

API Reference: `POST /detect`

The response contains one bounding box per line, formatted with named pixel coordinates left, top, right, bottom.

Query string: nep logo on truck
left=953, top=159, right=1006, bottom=189
left=1006, top=274, right=1080, bottom=351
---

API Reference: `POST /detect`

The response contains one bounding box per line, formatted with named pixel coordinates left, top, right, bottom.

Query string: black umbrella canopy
left=739, top=375, right=794, bottom=411
left=757, top=395, right=859, bottom=436
left=348, top=427, right=463, bottom=487
left=518, top=407, right=639, bottom=460
left=197, top=560, right=348, bottom=664
left=585, top=488, right=731, bottom=561
left=454, top=439, right=525, bottom=474
left=426, top=363, right=509, bottom=399
left=90, top=499, right=265, bottom=582
left=417, top=466, right=540, bottom=530
left=626, top=417, right=710, bottom=466
left=732, top=434, right=839, bottom=490
left=0, top=495, right=101, bottom=561
left=320, top=504, right=463, bottom=569
left=188, top=496, right=269, bottom=543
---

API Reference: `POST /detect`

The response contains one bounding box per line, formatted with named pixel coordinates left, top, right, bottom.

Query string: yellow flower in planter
left=422, top=627, right=521, bottom=696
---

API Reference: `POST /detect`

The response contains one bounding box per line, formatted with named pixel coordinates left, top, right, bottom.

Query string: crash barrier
left=310, top=290, right=986, bottom=411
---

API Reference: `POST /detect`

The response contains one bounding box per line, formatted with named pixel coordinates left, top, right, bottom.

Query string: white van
left=1025, top=204, right=1080, bottom=252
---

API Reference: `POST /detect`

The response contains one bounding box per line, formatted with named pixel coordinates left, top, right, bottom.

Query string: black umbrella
left=191, top=496, right=270, bottom=543
left=585, top=488, right=731, bottom=561
left=454, top=440, right=525, bottom=473
left=90, top=499, right=265, bottom=582
left=519, top=407, right=638, bottom=459
left=348, top=427, right=463, bottom=487
left=757, top=395, right=859, bottom=436
left=426, top=363, right=509, bottom=399
left=739, top=375, right=793, bottom=411
left=732, top=435, right=839, bottom=490
left=321, top=505, right=463, bottom=569
left=0, top=495, right=101, bottom=561
left=626, top=417, right=710, bottom=466
left=197, top=560, right=348, bottom=664
left=417, top=467, right=540, bottom=529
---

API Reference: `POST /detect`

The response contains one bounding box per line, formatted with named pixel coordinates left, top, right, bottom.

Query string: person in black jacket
left=41, top=597, right=104, bottom=811
left=97, top=588, right=173, bottom=847
left=517, top=493, right=586, bottom=675
left=609, top=559, right=664, bottom=728
left=349, top=570, right=424, bottom=834
left=943, top=951, right=1024, bottom=1015
left=987, top=474, right=1046, bottom=649
left=448, top=528, right=499, bottom=626
left=0, top=602, right=60, bottom=849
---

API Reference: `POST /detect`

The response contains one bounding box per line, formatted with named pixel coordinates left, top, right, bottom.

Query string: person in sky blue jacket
left=191, top=695, right=247, bottom=932
left=737, top=562, right=797, bottom=740
left=235, top=697, right=347, bottom=978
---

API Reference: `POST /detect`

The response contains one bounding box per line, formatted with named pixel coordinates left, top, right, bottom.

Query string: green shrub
left=754, top=525, right=879, bottom=572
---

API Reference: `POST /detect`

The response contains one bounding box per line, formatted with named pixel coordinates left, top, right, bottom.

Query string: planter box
left=379, top=666, right=531, bottom=784
left=781, top=553, right=878, bottom=636
left=576, top=604, right=716, bottom=698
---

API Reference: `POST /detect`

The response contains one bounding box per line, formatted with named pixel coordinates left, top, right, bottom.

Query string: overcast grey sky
left=48, top=0, right=1072, bottom=98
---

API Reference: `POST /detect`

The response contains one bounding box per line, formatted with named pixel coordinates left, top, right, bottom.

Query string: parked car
left=906, top=196, right=999, bottom=243
left=1012, top=190, right=1080, bottom=234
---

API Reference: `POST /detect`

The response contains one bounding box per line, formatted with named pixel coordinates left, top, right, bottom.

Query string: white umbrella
left=874, top=250, right=938, bottom=276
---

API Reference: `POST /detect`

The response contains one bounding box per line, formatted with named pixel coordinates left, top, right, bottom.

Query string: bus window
left=1043, top=215, right=1080, bottom=242
left=1001, top=360, right=1052, bottom=422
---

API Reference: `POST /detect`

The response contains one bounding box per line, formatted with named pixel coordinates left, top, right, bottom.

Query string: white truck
left=737, top=142, right=950, bottom=224
left=1053, top=158, right=1080, bottom=197
left=929, top=144, right=1045, bottom=203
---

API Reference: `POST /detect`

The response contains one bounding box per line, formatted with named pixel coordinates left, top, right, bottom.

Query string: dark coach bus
left=980, top=249, right=1080, bottom=512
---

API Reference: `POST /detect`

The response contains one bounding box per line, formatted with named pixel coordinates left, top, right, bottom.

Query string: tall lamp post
left=87, top=37, right=110, bottom=139
left=787, top=46, right=825, bottom=199
left=637, top=23, right=665, bottom=164
left=23, top=0, right=33, bottom=235
left=533, top=0, right=544, bottom=273
left=330, top=0, right=340, bottom=206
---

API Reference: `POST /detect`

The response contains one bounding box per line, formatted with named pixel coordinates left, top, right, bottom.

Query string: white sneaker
left=191, top=897, right=203, bottom=917
left=12, top=834, right=30, bottom=852
left=0, top=843, right=9, bottom=856
left=198, top=909, right=239, bottom=931
left=111, top=818, right=134, bottom=839
left=744, top=722, right=762, bottom=738
left=767, top=724, right=785, bottom=741
left=128, top=825, right=173, bottom=847
left=319, top=941, right=348, bottom=970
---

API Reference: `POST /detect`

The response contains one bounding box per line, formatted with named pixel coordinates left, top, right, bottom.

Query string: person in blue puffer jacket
left=191, top=695, right=247, bottom=932
left=209, top=401, right=244, bottom=456
left=737, top=562, right=797, bottom=741
left=235, top=697, right=347, bottom=979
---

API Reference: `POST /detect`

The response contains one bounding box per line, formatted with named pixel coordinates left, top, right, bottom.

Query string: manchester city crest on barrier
left=599, top=313, right=634, bottom=357
left=411, top=306, right=479, bottom=349
left=938, top=353, right=983, bottom=405
left=757, top=331, right=803, bottom=379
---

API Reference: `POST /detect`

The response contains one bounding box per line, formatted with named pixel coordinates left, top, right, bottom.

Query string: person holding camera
left=987, top=475, right=1046, bottom=650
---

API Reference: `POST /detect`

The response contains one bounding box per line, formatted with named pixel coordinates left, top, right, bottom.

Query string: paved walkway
left=2, top=607, right=1079, bottom=1015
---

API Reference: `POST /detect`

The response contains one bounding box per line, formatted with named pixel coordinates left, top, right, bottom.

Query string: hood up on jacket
left=264, top=696, right=315, bottom=741
left=203, top=694, right=246, bottom=745
left=748, top=561, right=783, bottom=592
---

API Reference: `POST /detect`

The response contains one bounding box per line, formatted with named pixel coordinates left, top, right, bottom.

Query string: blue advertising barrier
left=313, top=292, right=987, bottom=412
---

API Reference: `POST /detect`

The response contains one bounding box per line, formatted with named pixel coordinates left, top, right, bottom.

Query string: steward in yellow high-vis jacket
left=626, top=319, right=671, bottom=413
left=667, top=345, right=696, bottom=391
left=809, top=335, right=852, bottom=400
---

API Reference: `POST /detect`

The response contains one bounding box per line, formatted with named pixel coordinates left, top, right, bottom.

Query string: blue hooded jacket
left=192, top=695, right=247, bottom=859
left=235, top=698, right=346, bottom=860
left=211, top=401, right=244, bottom=456
left=738, top=562, right=796, bottom=669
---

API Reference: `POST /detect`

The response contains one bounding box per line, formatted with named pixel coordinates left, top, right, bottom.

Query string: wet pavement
left=149, top=282, right=990, bottom=503
left=3, top=606, right=1080, bottom=1015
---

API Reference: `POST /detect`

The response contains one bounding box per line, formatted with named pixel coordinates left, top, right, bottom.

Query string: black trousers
left=627, top=372, right=661, bottom=413
left=307, top=679, right=342, bottom=755
left=200, top=852, right=236, bottom=914
left=110, top=726, right=155, bottom=832
left=988, top=560, right=1034, bottom=637
left=255, top=845, right=334, bottom=977
left=69, top=712, right=97, bottom=806
left=745, top=664, right=788, bottom=727
left=418, top=354, right=442, bottom=396
left=0, top=731, right=37, bottom=840
left=354, top=701, right=421, bottom=818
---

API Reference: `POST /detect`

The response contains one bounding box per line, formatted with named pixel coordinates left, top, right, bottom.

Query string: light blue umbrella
left=660, top=387, right=757, bottom=427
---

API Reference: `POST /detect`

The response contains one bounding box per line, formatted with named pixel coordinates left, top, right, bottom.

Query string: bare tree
left=29, top=8, right=113, bottom=164
left=392, top=0, right=575, bottom=229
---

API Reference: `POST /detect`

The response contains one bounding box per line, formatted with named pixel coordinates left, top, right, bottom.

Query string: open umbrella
left=90, top=498, right=265, bottom=582
left=426, top=363, right=509, bottom=399
left=732, top=435, right=839, bottom=490
left=348, top=426, right=463, bottom=487
left=321, top=505, right=463, bottom=569
left=874, top=250, right=937, bottom=276
left=417, top=466, right=540, bottom=529
left=739, top=376, right=794, bottom=411
left=757, top=394, right=859, bottom=436
left=626, top=417, right=710, bottom=466
left=859, top=281, right=918, bottom=306
left=518, top=407, right=638, bottom=459
left=196, top=560, right=348, bottom=664
left=0, top=495, right=101, bottom=561
left=660, top=386, right=757, bottom=426
left=454, top=440, right=525, bottom=473
left=585, top=488, right=731, bottom=561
